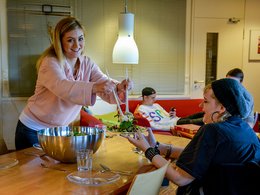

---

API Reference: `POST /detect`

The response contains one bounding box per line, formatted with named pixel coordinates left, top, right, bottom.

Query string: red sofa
left=79, top=99, right=203, bottom=130
left=121, top=99, right=203, bottom=117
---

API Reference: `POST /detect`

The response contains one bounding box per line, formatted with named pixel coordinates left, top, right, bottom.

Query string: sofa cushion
left=94, top=111, right=118, bottom=123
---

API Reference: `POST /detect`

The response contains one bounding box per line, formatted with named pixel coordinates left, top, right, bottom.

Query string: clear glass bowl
left=67, top=170, right=120, bottom=186
left=0, top=158, right=19, bottom=170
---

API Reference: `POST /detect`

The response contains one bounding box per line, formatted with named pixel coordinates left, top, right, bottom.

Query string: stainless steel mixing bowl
left=37, top=126, right=104, bottom=163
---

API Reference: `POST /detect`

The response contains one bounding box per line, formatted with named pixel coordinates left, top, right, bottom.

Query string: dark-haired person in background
left=226, top=68, right=255, bottom=127
left=226, top=68, right=244, bottom=83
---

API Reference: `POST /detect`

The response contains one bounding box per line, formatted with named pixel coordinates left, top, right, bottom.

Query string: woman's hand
left=117, top=79, right=133, bottom=93
left=121, top=130, right=151, bottom=152
left=116, top=79, right=133, bottom=102
left=121, top=128, right=157, bottom=152
left=145, top=128, right=157, bottom=147
left=92, top=80, right=116, bottom=94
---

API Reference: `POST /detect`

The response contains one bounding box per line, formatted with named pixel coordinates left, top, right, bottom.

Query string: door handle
left=194, top=80, right=205, bottom=84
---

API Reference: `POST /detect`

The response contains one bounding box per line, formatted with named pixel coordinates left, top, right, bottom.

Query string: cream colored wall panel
left=2, top=99, right=26, bottom=149
left=194, top=0, right=245, bottom=18
left=0, top=102, right=2, bottom=139
left=242, top=0, right=260, bottom=112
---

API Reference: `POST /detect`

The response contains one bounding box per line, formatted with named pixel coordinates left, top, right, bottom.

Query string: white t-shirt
left=134, top=103, right=180, bottom=131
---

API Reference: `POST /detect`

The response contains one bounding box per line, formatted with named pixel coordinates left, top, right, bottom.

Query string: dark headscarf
left=211, top=78, right=254, bottom=119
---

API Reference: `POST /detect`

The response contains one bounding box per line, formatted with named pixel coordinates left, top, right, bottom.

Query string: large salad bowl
left=37, top=126, right=104, bottom=163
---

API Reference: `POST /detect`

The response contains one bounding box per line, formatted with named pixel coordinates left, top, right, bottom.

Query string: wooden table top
left=0, top=134, right=190, bottom=195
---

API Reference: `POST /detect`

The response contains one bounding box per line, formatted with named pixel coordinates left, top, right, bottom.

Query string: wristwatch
left=154, top=141, right=160, bottom=149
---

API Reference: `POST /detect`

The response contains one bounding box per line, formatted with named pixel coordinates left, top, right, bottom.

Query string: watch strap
left=145, top=147, right=160, bottom=162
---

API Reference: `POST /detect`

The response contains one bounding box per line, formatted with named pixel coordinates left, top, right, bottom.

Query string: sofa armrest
left=80, top=110, right=103, bottom=127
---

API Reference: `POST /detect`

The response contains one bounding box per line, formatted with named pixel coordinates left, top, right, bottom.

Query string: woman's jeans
left=15, top=120, right=38, bottom=150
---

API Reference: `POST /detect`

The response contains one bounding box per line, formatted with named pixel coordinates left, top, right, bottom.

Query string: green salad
left=71, top=131, right=87, bottom=136
left=106, top=112, right=145, bottom=133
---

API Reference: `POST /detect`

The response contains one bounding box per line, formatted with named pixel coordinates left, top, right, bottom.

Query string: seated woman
left=134, top=87, right=204, bottom=131
left=123, top=78, right=260, bottom=193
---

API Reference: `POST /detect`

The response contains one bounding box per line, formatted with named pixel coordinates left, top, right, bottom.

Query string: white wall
left=242, top=0, right=260, bottom=112
left=190, top=0, right=260, bottom=112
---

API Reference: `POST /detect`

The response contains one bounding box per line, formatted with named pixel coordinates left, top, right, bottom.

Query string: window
left=7, top=0, right=73, bottom=97
left=133, top=0, right=186, bottom=95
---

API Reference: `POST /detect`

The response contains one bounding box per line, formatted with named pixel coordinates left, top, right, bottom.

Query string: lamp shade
left=112, top=12, right=139, bottom=64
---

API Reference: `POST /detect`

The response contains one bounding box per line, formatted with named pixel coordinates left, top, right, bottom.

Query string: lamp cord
left=124, top=0, right=128, bottom=13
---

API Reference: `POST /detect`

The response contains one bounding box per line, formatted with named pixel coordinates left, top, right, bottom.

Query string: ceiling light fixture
left=112, top=0, right=139, bottom=64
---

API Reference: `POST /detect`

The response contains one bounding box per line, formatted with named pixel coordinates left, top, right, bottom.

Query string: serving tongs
left=105, top=68, right=133, bottom=122
left=99, top=164, right=133, bottom=176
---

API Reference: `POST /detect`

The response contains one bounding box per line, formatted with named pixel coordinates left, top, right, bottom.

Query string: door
left=190, top=18, right=244, bottom=98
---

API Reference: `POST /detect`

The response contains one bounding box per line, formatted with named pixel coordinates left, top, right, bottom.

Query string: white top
left=135, top=103, right=180, bottom=131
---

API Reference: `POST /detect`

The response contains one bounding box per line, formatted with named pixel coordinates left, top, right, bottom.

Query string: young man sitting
left=134, top=87, right=204, bottom=131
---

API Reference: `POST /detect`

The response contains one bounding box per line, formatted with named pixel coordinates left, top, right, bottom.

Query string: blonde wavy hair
left=36, top=17, right=87, bottom=72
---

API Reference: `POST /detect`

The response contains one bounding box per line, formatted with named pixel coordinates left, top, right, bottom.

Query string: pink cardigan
left=21, top=55, right=117, bottom=128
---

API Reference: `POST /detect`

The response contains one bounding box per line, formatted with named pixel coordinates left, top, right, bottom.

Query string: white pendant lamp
left=112, top=0, right=139, bottom=64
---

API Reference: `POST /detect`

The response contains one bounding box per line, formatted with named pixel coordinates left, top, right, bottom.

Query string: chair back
left=253, top=111, right=259, bottom=132
left=127, top=162, right=170, bottom=195
left=177, top=162, right=260, bottom=195
left=203, top=162, right=260, bottom=195
left=0, top=138, right=8, bottom=155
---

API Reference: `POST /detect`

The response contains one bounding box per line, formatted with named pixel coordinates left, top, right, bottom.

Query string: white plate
left=33, top=143, right=42, bottom=150
left=0, top=158, right=19, bottom=170
left=67, top=170, right=120, bottom=186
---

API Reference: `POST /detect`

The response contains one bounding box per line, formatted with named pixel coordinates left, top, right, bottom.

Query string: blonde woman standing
left=15, top=17, right=132, bottom=150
